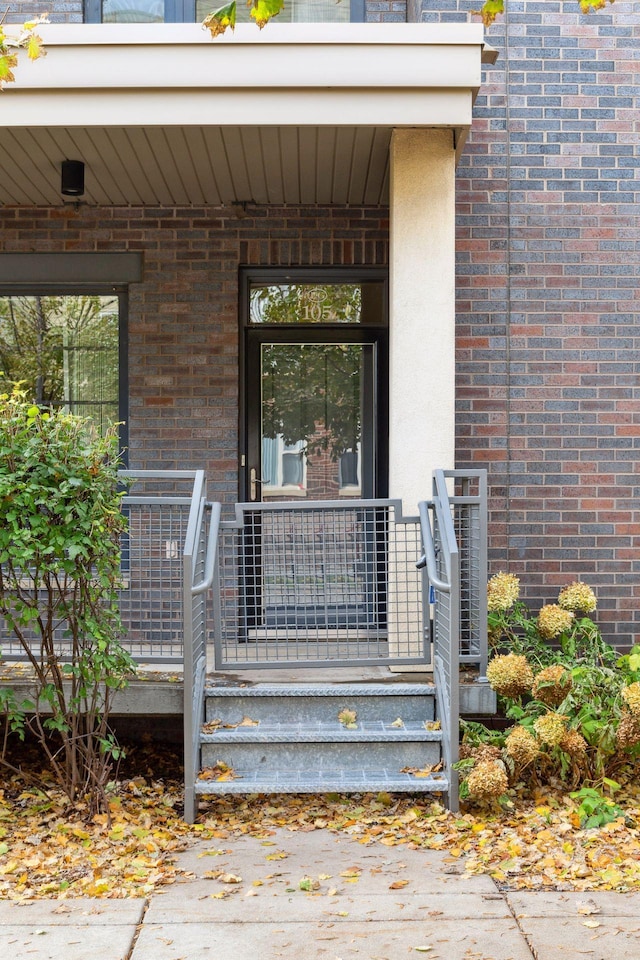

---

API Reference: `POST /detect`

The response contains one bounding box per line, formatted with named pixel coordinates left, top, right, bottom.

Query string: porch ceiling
left=0, top=24, right=490, bottom=208
left=1, top=125, right=392, bottom=206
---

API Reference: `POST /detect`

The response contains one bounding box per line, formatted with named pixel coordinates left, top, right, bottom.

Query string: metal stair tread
left=200, top=720, right=442, bottom=743
left=194, top=769, right=448, bottom=795
left=205, top=682, right=436, bottom=698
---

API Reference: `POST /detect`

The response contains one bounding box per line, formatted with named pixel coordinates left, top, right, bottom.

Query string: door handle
left=249, top=467, right=265, bottom=501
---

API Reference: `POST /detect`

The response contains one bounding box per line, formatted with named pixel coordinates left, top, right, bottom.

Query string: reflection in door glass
left=250, top=284, right=363, bottom=324
left=0, top=294, right=120, bottom=436
left=261, top=343, right=363, bottom=499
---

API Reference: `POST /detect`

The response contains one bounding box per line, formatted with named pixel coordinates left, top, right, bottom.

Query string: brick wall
left=4, top=1, right=82, bottom=23
left=412, top=0, right=640, bottom=645
left=0, top=204, right=388, bottom=506
left=366, top=0, right=408, bottom=22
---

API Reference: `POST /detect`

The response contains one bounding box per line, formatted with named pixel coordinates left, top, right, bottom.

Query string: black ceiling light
left=61, top=159, right=85, bottom=197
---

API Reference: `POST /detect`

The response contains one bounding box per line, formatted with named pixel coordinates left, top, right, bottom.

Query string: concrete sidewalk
left=1, top=829, right=639, bottom=960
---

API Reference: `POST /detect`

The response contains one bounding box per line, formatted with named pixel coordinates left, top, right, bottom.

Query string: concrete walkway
left=1, top=829, right=639, bottom=960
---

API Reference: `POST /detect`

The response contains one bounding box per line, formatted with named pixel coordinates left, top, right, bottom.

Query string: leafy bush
left=0, top=389, right=134, bottom=813
left=459, top=575, right=640, bottom=810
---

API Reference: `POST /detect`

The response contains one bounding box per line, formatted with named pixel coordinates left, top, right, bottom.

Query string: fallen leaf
left=299, top=877, right=320, bottom=891
left=389, top=879, right=410, bottom=889
left=577, top=899, right=601, bottom=915
left=338, top=709, right=358, bottom=729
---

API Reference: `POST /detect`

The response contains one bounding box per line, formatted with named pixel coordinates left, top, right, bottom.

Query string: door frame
left=238, top=267, right=389, bottom=503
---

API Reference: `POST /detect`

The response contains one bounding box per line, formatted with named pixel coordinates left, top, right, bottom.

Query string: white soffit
left=0, top=24, right=487, bottom=207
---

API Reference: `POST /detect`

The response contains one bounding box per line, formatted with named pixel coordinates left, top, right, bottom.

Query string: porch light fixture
left=61, top=160, right=85, bottom=197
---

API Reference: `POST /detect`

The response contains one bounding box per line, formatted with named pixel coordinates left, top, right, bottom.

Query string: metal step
left=198, top=681, right=443, bottom=797
left=201, top=720, right=442, bottom=770
left=204, top=682, right=436, bottom=725
left=194, top=769, right=448, bottom=796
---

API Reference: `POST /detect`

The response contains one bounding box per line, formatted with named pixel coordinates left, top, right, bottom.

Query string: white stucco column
left=388, top=128, right=457, bottom=515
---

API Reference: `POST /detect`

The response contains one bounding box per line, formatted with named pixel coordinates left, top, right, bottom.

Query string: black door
left=240, top=271, right=388, bottom=638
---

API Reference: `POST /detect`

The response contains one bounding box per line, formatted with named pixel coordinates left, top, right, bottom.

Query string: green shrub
left=0, top=389, right=134, bottom=813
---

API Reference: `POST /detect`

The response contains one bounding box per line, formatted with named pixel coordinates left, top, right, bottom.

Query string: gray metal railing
left=213, top=498, right=426, bottom=670
left=183, top=482, right=220, bottom=825
left=0, top=470, right=205, bottom=664
left=419, top=468, right=488, bottom=812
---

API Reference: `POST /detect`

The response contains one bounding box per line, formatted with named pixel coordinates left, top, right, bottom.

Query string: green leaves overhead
left=203, top=2, right=237, bottom=37
left=250, top=0, right=286, bottom=28
left=0, top=16, right=47, bottom=91
left=203, top=0, right=285, bottom=37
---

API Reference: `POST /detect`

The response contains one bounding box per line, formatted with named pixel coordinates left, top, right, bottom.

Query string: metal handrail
left=192, top=501, right=221, bottom=597
left=182, top=475, right=223, bottom=824
left=418, top=468, right=462, bottom=814
left=418, top=500, right=450, bottom=594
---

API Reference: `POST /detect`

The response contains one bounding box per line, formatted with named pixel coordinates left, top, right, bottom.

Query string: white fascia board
left=7, top=23, right=484, bottom=131
left=1, top=89, right=474, bottom=128
left=13, top=23, right=483, bottom=90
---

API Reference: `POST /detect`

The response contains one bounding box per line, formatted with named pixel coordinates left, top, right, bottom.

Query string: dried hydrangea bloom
left=560, top=728, right=587, bottom=758
left=505, top=726, right=539, bottom=766
left=621, top=682, right=640, bottom=718
left=486, top=653, right=534, bottom=698
left=537, top=604, right=574, bottom=640
left=558, top=581, right=597, bottom=614
left=466, top=759, right=509, bottom=801
left=472, top=744, right=503, bottom=764
left=533, top=712, right=568, bottom=748
left=532, top=664, right=573, bottom=708
left=487, top=572, right=520, bottom=612
left=616, top=711, right=640, bottom=750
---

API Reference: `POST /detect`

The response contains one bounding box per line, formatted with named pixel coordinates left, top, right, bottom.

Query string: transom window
left=86, top=0, right=363, bottom=23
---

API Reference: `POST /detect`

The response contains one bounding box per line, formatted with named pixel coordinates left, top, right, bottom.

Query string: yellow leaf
left=27, top=34, right=45, bottom=61
left=389, top=879, right=410, bottom=889
left=202, top=2, right=236, bottom=38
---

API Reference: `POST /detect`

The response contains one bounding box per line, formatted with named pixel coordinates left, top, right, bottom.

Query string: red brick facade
left=0, top=204, right=388, bottom=505
left=1, top=1, right=639, bottom=648
left=451, top=3, right=640, bottom=645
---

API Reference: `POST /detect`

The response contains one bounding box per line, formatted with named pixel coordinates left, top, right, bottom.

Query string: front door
left=240, top=270, right=388, bottom=640
left=242, top=271, right=388, bottom=503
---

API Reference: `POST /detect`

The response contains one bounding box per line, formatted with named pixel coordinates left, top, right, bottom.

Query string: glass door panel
left=260, top=342, right=367, bottom=501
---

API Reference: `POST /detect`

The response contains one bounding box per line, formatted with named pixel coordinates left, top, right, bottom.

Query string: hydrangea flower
left=534, top=712, right=568, bottom=748
left=532, top=665, right=572, bottom=708
left=486, top=654, right=533, bottom=698
left=505, top=726, right=539, bottom=766
left=466, top=760, right=509, bottom=801
left=537, top=604, right=574, bottom=640
left=487, top=572, right=520, bottom=612
left=558, top=581, right=597, bottom=614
